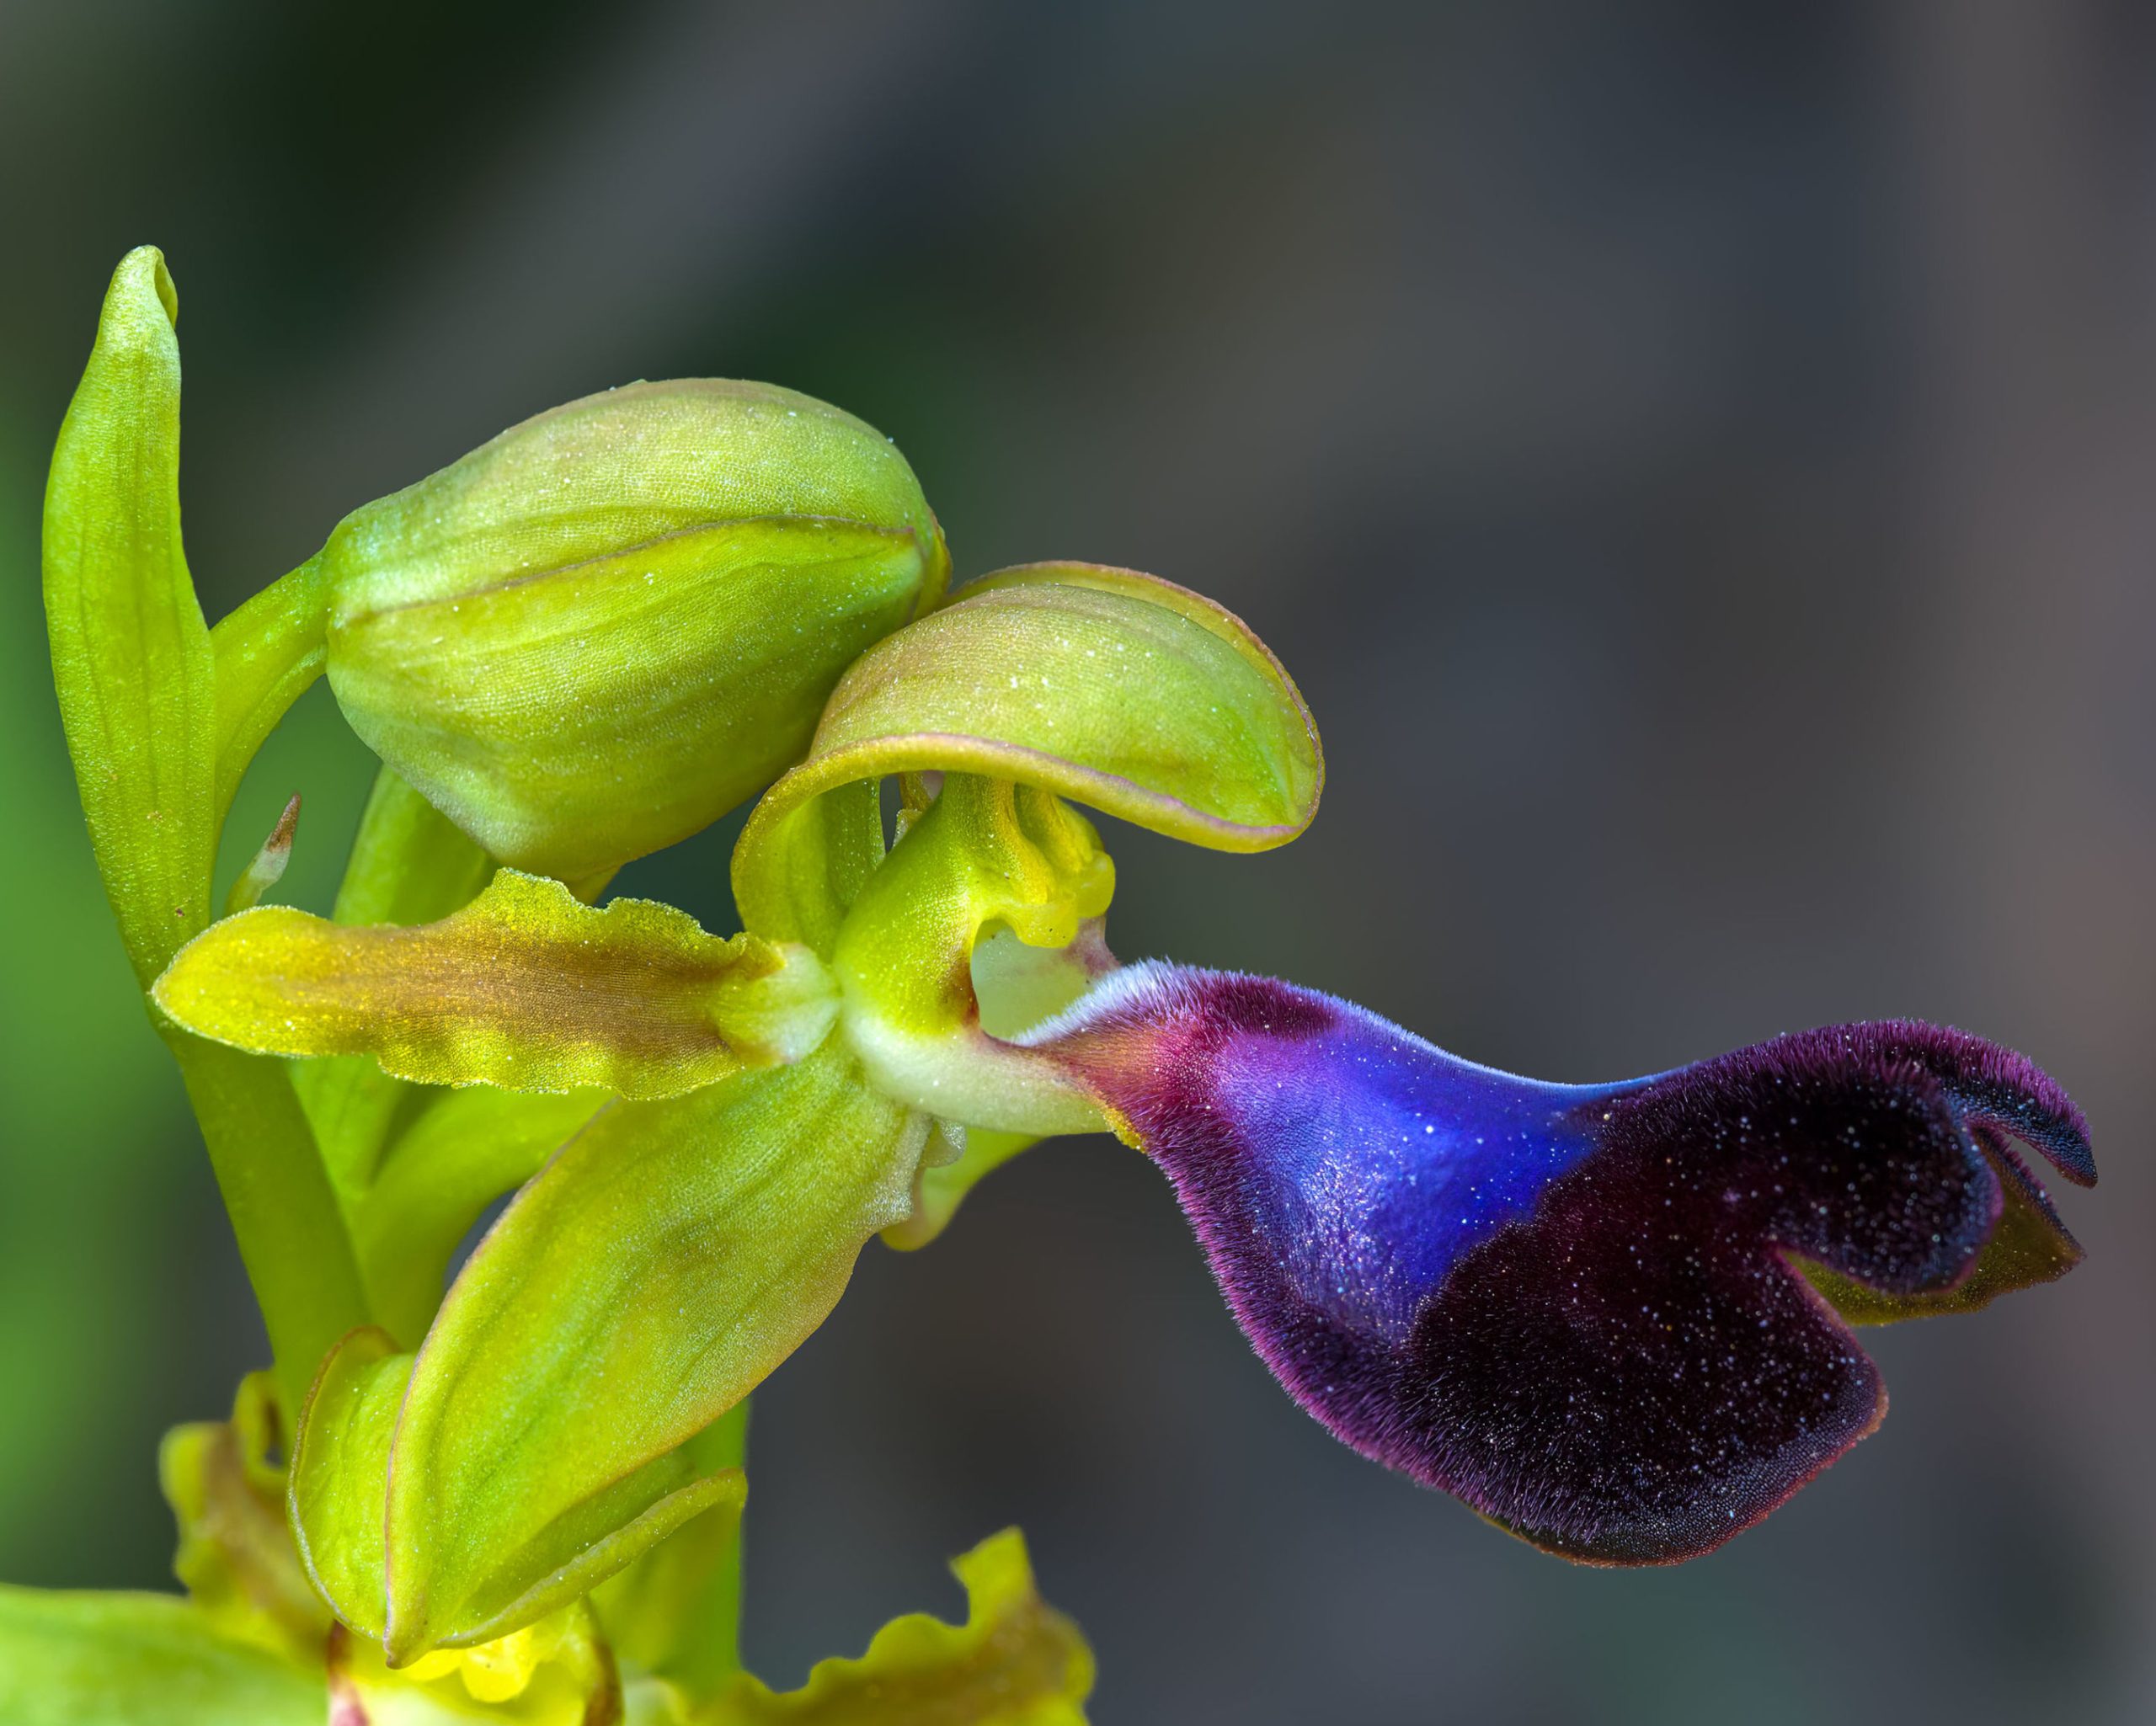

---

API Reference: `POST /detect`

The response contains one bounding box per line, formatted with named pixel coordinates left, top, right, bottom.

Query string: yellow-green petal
left=291, top=764, right=499, bottom=1198
left=382, top=1041, right=926, bottom=1659
left=704, top=1529, right=1091, bottom=1724
left=734, top=562, right=1319, bottom=946
left=153, top=870, right=836, bottom=1100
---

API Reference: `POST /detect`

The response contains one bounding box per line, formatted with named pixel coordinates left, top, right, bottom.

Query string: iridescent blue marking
left=1202, top=1000, right=1632, bottom=1340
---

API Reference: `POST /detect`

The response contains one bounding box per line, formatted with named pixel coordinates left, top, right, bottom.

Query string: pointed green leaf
left=154, top=870, right=837, bottom=1100
left=0, top=1588, right=322, bottom=1726
left=705, top=1529, right=1091, bottom=1724
left=734, top=563, right=1321, bottom=942
left=384, top=1042, right=925, bottom=1659
left=42, top=245, right=216, bottom=988
left=46, top=248, right=366, bottom=1412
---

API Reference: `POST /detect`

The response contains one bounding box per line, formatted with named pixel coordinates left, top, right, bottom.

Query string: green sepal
left=319, top=380, right=949, bottom=883
left=733, top=562, right=1321, bottom=945
left=291, top=1331, right=746, bottom=1658
left=0, top=1588, right=323, bottom=1726
left=153, top=870, right=837, bottom=1100
left=382, top=1041, right=925, bottom=1659
left=291, top=765, right=497, bottom=1198
left=408, top=1441, right=745, bottom=1659
left=701, top=1529, right=1091, bottom=1724
left=42, top=245, right=217, bottom=989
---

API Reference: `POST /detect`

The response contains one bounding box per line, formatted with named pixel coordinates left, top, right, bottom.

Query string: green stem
left=209, top=556, right=330, bottom=828
left=163, top=1030, right=372, bottom=1416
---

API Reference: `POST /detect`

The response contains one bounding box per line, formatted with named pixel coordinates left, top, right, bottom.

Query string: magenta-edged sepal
left=1023, top=963, right=2093, bottom=1564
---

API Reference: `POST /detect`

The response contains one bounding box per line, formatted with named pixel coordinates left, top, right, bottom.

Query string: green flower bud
left=317, top=380, right=948, bottom=883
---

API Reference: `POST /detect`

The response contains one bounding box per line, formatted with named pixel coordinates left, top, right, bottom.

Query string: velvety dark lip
left=1030, top=967, right=2094, bottom=1564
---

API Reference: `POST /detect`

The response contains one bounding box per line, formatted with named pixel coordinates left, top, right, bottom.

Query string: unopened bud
left=320, top=380, right=947, bottom=882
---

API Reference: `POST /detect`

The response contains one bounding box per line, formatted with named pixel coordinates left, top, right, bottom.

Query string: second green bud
left=318, top=380, right=947, bottom=883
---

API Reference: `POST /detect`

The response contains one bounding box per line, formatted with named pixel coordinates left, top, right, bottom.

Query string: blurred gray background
left=2, top=3, right=2151, bottom=1721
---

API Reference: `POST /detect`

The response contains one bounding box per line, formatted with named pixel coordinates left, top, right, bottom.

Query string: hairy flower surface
left=1020, top=966, right=2094, bottom=1561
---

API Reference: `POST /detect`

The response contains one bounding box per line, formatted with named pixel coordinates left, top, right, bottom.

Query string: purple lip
left=1026, top=964, right=2092, bottom=1563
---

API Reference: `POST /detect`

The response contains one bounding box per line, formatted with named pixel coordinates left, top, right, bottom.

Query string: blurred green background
left=3, top=3, right=2151, bottom=1721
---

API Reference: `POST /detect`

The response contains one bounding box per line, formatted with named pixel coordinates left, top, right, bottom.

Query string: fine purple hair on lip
left=1023, top=963, right=2094, bottom=1564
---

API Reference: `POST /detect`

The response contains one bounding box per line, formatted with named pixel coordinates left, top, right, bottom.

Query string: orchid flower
left=8, top=246, right=2094, bottom=1725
